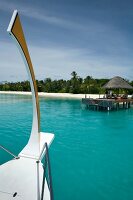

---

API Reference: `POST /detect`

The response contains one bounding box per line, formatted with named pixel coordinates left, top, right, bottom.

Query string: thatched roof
left=102, top=76, right=133, bottom=89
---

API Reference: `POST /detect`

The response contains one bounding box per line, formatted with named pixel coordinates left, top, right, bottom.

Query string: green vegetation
left=0, top=71, right=133, bottom=94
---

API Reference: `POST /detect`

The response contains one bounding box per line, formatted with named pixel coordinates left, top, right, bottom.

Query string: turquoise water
left=0, top=94, right=133, bottom=200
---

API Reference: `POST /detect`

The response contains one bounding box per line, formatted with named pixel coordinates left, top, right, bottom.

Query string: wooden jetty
left=82, top=97, right=133, bottom=111
left=82, top=76, right=133, bottom=111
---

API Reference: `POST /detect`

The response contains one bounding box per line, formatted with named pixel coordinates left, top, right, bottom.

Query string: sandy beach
left=0, top=91, right=104, bottom=99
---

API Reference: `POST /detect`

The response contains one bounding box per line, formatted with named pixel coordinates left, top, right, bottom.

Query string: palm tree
left=71, top=71, right=77, bottom=80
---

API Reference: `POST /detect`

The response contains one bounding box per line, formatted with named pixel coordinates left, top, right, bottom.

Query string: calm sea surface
left=0, top=94, right=133, bottom=200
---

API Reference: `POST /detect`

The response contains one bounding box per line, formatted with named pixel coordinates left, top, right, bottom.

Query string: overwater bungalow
left=82, top=76, right=133, bottom=111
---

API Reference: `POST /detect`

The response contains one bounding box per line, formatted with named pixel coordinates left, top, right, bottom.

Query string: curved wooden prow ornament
left=0, top=11, right=54, bottom=200
left=7, top=10, right=40, bottom=158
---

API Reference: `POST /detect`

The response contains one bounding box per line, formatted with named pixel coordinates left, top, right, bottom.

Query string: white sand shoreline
left=0, top=91, right=104, bottom=99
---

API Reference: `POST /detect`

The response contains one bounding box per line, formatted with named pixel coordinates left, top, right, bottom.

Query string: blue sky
left=0, top=0, right=133, bottom=81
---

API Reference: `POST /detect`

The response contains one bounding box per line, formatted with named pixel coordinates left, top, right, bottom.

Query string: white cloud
left=0, top=41, right=132, bottom=82
left=0, top=1, right=132, bottom=81
left=0, top=0, right=122, bottom=34
left=0, top=42, right=28, bottom=82
left=0, top=0, right=86, bottom=30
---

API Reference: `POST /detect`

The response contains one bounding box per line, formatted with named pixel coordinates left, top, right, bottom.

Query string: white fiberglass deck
left=0, top=132, right=54, bottom=200
left=0, top=157, right=49, bottom=200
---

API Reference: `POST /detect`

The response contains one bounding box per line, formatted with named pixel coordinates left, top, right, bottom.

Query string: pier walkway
left=82, top=97, right=133, bottom=111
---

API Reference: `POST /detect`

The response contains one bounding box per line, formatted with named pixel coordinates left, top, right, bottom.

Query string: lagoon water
left=0, top=94, right=133, bottom=200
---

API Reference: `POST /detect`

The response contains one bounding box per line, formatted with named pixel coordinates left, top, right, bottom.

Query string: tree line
left=0, top=71, right=133, bottom=94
